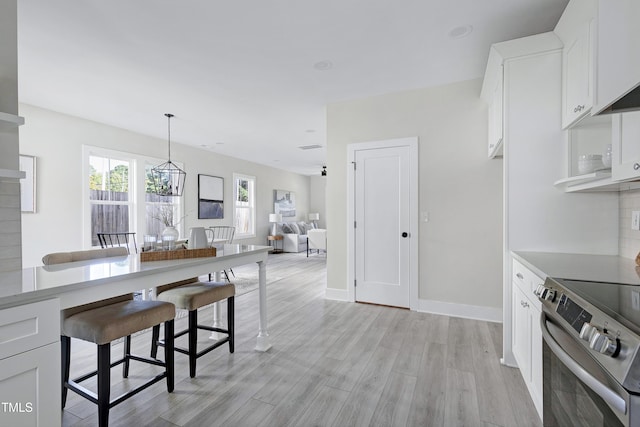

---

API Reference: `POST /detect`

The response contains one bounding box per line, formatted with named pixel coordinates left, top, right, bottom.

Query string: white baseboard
left=325, top=287, right=350, bottom=301
left=322, top=290, right=502, bottom=323
left=417, top=299, right=502, bottom=323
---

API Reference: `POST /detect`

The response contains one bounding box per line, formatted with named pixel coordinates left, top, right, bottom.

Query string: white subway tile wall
left=620, top=189, right=640, bottom=259
left=0, top=180, right=22, bottom=274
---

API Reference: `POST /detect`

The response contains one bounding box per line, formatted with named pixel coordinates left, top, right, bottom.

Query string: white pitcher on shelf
left=188, top=227, right=213, bottom=249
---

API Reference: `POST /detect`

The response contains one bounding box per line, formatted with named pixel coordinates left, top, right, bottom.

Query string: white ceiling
left=17, top=0, right=568, bottom=176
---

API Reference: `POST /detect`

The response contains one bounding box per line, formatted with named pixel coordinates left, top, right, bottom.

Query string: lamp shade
left=269, top=213, right=282, bottom=223
left=308, top=213, right=320, bottom=221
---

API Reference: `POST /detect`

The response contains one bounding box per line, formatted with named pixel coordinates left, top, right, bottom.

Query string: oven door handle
left=540, top=312, right=627, bottom=415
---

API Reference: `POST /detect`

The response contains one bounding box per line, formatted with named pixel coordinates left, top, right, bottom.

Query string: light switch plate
left=632, top=211, right=640, bottom=231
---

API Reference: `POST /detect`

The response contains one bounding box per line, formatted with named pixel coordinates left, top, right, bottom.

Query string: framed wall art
left=19, top=154, right=36, bottom=213
left=198, top=174, right=224, bottom=219
left=274, top=189, right=296, bottom=217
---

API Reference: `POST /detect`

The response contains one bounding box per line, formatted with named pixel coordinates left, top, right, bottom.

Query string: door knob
left=402, top=232, right=408, bottom=238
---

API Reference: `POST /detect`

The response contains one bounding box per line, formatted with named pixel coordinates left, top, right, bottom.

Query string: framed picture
left=19, top=155, right=36, bottom=213
left=274, top=189, right=296, bottom=217
left=198, top=174, right=224, bottom=219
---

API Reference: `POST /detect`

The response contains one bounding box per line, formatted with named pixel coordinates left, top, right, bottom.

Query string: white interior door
left=354, top=144, right=412, bottom=308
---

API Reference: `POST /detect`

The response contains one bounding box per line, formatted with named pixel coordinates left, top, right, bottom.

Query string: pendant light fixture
left=151, top=113, right=186, bottom=196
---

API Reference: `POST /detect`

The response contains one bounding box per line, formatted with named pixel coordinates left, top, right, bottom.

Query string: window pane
left=236, top=179, right=249, bottom=202
left=234, top=174, right=255, bottom=237
left=89, top=155, right=129, bottom=201
left=234, top=207, right=252, bottom=234
left=144, top=163, right=182, bottom=238
left=91, top=204, right=130, bottom=247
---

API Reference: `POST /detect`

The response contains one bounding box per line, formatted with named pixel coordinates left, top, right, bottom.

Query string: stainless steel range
left=536, top=277, right=640, bottom=427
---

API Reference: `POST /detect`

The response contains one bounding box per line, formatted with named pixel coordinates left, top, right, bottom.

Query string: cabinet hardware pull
left=634, top=163, right=640, bottom=171
left=573, top=105, right=585, bottom=113
left=516, top=273, right=524, bottom=280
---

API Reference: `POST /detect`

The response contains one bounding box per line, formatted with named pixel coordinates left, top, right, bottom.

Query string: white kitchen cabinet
left=592, top=0, right=640, bottom=115
left=512, top=259, right=544, bottom=418
left=485, top=67, right=504, bottom=158
left=562, top=23, right=592, bottom=128
left=612, top=111, right=640, bottom=182
left=512, top=285, right=530, bottom=377
left=0, top=299, right=60, bottom=427
left=554, top=0, right=596, bottom=129
left=482, top=30, right=619, bottom=421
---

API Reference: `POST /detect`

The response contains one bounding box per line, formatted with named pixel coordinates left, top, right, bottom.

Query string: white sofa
left=274, top=221, right=311, bottom=253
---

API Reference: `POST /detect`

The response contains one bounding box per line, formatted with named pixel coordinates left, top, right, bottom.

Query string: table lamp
left=269, top=213, right=282, bottom=236
left=308, top=213, right=319, bottom=228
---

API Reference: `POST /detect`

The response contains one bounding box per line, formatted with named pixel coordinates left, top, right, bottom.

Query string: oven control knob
left=533, top=285, right=556, bottom=302
left=579, top=323, right=598, bottom=342
left=589, top=332, right=620, bottom=357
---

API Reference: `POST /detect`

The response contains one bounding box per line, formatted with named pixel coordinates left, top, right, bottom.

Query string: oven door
left=540, top=311, right=631, bottom=427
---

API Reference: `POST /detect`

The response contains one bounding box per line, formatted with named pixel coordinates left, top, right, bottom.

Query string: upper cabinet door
left=554, top=0, right=596, bottom=129
left=562, top=23, right=593, bottom=128
left=592, top=0, right=640, bottom=114
left=612, top=112, right=640, bottom=182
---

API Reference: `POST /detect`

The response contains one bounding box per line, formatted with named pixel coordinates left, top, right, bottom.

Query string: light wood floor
left=62, top=252, right=541, bottom=427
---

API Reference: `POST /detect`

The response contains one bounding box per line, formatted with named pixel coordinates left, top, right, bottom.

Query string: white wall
left=326, top=79, right=504, bottom=312
left=19, top=104, right=311, bottom=267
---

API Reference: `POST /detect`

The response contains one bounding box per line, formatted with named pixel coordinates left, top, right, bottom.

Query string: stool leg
left=97, top=343, right=111, bottom=427
left=164, top=319, right=175, bottom=392
left=150, top=325, right=160, bottom=358
left=228, top=297, right=235, bottom=353
left=189, top=310, right=197, bottom=378
left=123, top=335, right=131, bottom=378
left=61, top=335, right=71, bottom=409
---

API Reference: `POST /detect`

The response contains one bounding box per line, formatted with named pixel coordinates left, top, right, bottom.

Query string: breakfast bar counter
left=0, top=244, right=271, bottom=427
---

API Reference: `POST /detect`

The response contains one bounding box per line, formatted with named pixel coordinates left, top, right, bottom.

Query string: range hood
left=597, top=85, right=640, bottom=115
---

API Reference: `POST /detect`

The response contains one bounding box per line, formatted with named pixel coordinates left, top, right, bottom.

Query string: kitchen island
left=0, top=244, right=271, bottom=427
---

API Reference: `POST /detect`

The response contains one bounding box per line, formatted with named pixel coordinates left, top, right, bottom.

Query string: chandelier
left=151, top=113, right=186, bottom=196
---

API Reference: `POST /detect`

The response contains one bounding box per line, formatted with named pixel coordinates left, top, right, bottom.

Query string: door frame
left=347, top=137, right=419, bottom=310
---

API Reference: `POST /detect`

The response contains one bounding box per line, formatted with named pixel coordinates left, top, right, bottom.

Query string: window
left=145, top=162, right=182, bottom=239
left=88, top=154, right=133, bottom=247
left=233, top=173, right=255, bottom=238
left=83, top=146, right=182, bottom=248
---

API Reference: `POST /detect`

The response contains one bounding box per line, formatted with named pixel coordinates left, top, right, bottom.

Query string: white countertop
left=512, top=251, right=640, bottom=285
left=0, top=244, right=270, bottom=309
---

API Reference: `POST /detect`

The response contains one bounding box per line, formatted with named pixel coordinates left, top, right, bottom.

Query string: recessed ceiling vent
left=298, top=144, right=323, bottom=150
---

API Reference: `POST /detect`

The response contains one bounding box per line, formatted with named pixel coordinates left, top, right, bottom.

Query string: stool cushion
left=157, top=282, right=235, bottom=311
left=63, top=300, right=175, bottom=345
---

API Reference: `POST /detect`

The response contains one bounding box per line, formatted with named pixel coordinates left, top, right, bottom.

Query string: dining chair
left=96, top=232, right=138, bottom=254
left=151, top=277, right=235, bottom=378
left=208, top=226, right=236, bottom=281
left=43, top=248, right=175, bottom=427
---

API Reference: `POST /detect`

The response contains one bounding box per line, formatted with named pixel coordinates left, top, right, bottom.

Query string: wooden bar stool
left=151, top=278, right=235, bottom=378
left=43, top=249, right=176, bottom=427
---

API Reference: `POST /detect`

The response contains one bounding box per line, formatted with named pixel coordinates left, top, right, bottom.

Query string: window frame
left=233, top=172, right=256, bottom=239
left=82, top=145, right=183, bottom=249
